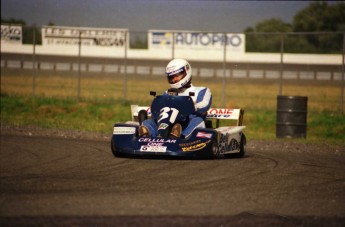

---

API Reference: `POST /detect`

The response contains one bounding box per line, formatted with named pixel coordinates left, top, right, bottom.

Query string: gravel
left=1, top=123, right=110, bottom=141
left=1, top=123, right=344, bottom=154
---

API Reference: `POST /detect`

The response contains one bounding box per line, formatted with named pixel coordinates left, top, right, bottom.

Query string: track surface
left=1, top=134, right=345, bottom=226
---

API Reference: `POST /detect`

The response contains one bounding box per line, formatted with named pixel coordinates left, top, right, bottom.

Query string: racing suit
left=142, top=84, right=212, bottom=138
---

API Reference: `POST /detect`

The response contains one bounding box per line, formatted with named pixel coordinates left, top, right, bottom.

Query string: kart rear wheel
left=224, top=133, right=246, bottom=158
left=237, top=133, right=246, bottom=158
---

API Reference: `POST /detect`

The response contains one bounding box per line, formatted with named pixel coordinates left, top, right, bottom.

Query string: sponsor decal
left=138, top=138, right=176, bottom=143
left=113, top=127, right=136, bottom=135
left=149, top=30, right=245, bottom=52
left=207, top=108, right=234, bottom=118
left=152, top=32, right=172, bottom=45
left=196, top=132, right=213, bottom=139
left=207, top=114, right=231, bottom=118
left=42, top=25, right=127, bottom=47
left=1, top=24, right=22, bottom=43
left=182, top=140, right=210, bottom=152
left=208, top=108, right=233, bottom=114
left=175, top=33, right=242, bottom=47
left=158, top=123, right=168, bottom=130
left=147, top=142, right=164, bottom=146
left=140, top=145, right=167, bottom=152
left=179, top=140, right=202, bottom=147
left=218, top=133, right=240, bottom=154
left=167, top=67, right=184, bottom=76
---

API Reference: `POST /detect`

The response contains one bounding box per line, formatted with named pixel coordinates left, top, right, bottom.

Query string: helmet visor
left=166, top=67, right=187, bottom=84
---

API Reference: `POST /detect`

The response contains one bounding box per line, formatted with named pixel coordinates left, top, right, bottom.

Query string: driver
left=139, top=58, right=212, bottom=138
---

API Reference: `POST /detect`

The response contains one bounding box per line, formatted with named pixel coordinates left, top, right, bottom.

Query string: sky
left=1, top=0, right=315, bottom=32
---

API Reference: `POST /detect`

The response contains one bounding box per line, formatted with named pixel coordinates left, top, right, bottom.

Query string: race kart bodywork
left=111, top=91, right=246, bottom=158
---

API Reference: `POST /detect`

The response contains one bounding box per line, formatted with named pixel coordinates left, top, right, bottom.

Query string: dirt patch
left=1, top=123, right=109, bottom=141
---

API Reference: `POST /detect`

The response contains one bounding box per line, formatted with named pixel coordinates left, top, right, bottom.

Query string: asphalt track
left=1, top=134, right=345, bottom=226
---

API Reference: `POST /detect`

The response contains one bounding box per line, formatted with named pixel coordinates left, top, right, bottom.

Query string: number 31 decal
left=158, top=107, right=179, bottom=123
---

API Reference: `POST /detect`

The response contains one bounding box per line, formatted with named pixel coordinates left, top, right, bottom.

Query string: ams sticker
left=113, top=127, right=136, bottom=134
left=140, top=145, right=167, bottom=152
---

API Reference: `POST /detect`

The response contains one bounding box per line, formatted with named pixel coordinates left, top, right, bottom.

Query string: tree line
left=244, top=1, right=344, bottom=53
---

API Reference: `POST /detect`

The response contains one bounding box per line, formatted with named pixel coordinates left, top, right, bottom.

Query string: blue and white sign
left=149, top=30, right=245, bottom=52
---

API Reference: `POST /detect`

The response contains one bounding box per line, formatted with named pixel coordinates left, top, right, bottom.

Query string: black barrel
left=276, top=96, right=308, bottom=138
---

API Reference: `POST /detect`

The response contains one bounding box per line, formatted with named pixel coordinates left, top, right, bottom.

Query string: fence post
left=32, top=25, right=37, bottom=97
left=341, top=32, right=345, bottom=115
left=123, top=30, right=128, bottom=100
left=172, top=32, right=175, bottom=59
left=222, top=33, right=227, bottom=107
left=78, top=30, right=81, bottom=100
left=279, top=33, right=284, bottom=96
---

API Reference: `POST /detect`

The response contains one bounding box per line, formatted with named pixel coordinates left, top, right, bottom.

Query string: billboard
left=149, top=30, right=245, bottom=52
left=42, top=26, right=128, bottom=47
left=1, top=24, right=22, bottom=44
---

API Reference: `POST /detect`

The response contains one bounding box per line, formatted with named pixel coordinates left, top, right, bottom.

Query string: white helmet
left=165, top=58, right=192, bottom=89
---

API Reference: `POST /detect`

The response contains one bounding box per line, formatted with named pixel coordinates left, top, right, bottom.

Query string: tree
left=1, top=17, right=26, bottom=26
left=244, top=2, right=345, bottom=53
left=293, top=2, right=345, bottom=32
left=244, top=18, right=292, bottom=33
left=1, top=17, right=42, bottom=44
left=255, top=18, right=292, bottom=33
left=292, top=1, right=345, bottom=53
left=245, top=18, right=292, bottom=52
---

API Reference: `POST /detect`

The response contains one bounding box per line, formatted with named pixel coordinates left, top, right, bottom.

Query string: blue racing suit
left=142, top=84, right=212, bottom=138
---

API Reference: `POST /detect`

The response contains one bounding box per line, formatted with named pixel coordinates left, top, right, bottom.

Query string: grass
left=1, top=69, right=344, bottom=145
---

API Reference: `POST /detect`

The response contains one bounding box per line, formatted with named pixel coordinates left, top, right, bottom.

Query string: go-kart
left=111, top=90, right=246, bottom=158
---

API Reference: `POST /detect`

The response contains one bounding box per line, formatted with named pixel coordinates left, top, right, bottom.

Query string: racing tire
left=211, top=138, right=221, bottom=158
left=224, top=133, right=246, bottom=158
left=236, top=133, right=246, bottom=158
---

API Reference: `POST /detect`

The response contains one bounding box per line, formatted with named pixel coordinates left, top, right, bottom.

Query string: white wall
left=1, top=42, right=343, bottom=65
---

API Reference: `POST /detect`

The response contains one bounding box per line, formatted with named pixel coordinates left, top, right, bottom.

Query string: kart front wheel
left=211, top=138, right=221, bottom=158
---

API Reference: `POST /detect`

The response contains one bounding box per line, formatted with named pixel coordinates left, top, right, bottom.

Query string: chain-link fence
left=1, top=25, right=344, bottom=114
